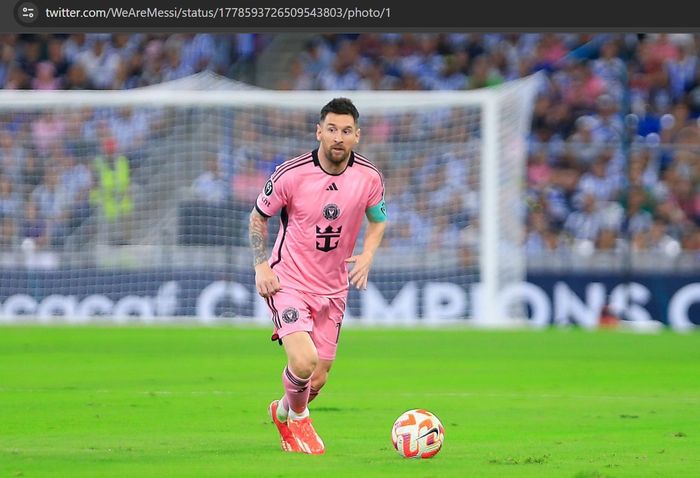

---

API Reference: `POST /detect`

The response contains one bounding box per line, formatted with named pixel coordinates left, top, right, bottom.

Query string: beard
left=325, top=145, right=350, bottom=164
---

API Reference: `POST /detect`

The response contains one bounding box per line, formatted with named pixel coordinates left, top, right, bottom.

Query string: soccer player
left=248, top=97, right=387, bottom=454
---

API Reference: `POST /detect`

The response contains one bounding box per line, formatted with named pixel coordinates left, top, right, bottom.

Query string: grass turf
left=1, top=325, right=699, bottom=477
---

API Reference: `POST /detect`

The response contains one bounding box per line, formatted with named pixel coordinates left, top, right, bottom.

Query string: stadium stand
left=1, top=32, right=699, bottom=270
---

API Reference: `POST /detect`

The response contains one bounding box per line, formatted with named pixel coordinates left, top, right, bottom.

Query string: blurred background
left=0, top=32, right=698, bottom=329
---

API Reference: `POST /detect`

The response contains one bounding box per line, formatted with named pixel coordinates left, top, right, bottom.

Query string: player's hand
left=255, top=263, right=281, bottom=298
left=345, top=252, right=374, bottom=290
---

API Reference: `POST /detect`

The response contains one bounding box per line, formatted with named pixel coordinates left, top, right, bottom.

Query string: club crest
left=281, top=307, right=299, bottom=324
left=323, top=203, right=340, bottom=221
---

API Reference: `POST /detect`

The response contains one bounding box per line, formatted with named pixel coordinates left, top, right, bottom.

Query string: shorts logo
left=264, top=179, right=273, bottom=196
left=281, top=307, right=299, bottom=324
left=323, top=203, right=340, bottom=221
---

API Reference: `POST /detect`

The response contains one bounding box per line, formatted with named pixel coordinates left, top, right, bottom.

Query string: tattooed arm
left=249, top=207, right=270, bottom=267
left=249, top=208, right=281, bottom=298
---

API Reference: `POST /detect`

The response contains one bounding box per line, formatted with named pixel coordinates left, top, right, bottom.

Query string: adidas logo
left=326, top=183, right=339, bottom=191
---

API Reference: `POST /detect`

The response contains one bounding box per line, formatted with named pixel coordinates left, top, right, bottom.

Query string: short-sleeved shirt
left=255, top=149, right=384, bottom=297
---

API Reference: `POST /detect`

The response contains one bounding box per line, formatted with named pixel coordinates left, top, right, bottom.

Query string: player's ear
left=316, top=123, right=322, bottom=140
left=355, top=127, right=361, bottom=144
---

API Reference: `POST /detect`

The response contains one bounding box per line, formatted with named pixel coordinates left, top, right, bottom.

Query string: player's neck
left=317, top=151, right=350, bottom=175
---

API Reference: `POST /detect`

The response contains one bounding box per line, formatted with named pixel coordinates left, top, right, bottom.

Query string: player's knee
left=288, top=354, right=318, bottom=379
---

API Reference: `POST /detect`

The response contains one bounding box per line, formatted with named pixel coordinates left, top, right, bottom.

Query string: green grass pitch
left=1, top=325, right=699, bottom=477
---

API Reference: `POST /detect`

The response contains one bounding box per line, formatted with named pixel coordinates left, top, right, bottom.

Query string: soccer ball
left=391, top=408, right=445, bottom=458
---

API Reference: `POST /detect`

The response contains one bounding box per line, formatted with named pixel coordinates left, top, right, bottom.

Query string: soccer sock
left=282, top=366, right=310, bottom=415
left=308, top=386, right=320, bottom=403
left=276, top=396, right=289, bottom=422
left=288, top=407, right=310, bottom=420
left=279, top=386, right=318, bottom=421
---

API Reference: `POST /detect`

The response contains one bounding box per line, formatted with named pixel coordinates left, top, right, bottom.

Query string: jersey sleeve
left=255, top=171, right=288, bottom=218
left=367, top=170, right=385, bottom=208
left=365, top=170, right=387, bottom=222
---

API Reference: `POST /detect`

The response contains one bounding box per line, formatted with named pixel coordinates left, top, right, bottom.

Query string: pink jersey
left=255, top=149, right=384, bottom=297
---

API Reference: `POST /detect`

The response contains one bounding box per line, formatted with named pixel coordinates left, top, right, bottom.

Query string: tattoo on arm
left=249, top=209, right=269, bottom=266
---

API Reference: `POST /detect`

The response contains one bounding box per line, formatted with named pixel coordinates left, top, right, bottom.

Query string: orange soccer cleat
left=287, top=416, right=325, bottom=455
left=268, top=400, right=302, bottom=453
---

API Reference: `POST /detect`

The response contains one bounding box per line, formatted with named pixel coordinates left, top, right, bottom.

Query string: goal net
left=0, top=73, right=541, bottom=326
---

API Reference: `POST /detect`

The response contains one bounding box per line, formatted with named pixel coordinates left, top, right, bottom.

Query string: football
left=391, top=408, right=445, bottom=458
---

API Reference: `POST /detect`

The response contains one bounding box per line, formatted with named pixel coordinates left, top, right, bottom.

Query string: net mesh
left=0, top=75, right=540, bottom=324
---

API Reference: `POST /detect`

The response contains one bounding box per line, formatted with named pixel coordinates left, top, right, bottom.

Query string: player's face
left=317, top=113, right=360, bottom=165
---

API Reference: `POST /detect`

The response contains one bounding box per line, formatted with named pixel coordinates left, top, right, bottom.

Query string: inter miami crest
left=281, top=307, right=299, bottom=324
left=323, top=203, right=340, bottom=221
left=264, top=179, right=273, bottom=196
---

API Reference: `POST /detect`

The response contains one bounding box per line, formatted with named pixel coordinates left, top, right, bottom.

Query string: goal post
left=0, top=72, right=542, bottom=326
left=478, top=74, right=543, bottom=327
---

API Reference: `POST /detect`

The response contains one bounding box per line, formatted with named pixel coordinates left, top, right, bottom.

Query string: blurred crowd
left=0, top=33, right=269, bottom=249
left=0, top=33, right=267, bottom=90
left=1, top=32, right=700, bottom=261
left=279, top=33, right=700, bottom=260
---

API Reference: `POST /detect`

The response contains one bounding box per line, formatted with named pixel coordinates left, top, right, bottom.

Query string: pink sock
left=282, top=366, right=310, bottom=414
left=278, top=387, right=318, bottom=418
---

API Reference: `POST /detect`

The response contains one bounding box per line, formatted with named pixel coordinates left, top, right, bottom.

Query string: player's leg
left=280, top=292, right=329, bottom=454
left=283, top=296, right=345, bottom=453
left=283, top=331, right=326, bottom=454
left=281, top=331, right=318, bottom=417
left=264, top=291, right=314, bottom=453
left=309, top=359, right=333, bottom=404
left=308, top=294, right=346, bottom=403
left=301, top=295, right=345, bottom=411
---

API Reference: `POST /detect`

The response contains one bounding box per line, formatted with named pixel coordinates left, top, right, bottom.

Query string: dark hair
left=319, top=97, right=359, bottom=124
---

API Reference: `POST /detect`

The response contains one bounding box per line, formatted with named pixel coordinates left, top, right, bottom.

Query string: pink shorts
left=265, top=288, right=347, bottom=361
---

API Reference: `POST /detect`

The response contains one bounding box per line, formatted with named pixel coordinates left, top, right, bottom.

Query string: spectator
left=563, top=192, right=605, bottom=243
left=524, top=208, right=553, bottom=254
left=527, top=147, right=553, bottom=191
left=467, top=54, right=504, bottom=89
left=277, top=57, right=316, bottom=90
left=76, top=34, right=122, bottom=89
left=0, top=130, right=25, bottom=184
left=29, top=168, right=71, bottom=247
left=63, top=63, right=94, bottom=89
left=0, top=175, right=21, bottom=247
left=595, top=227, right=625, bottom=252
left=89, top=137, right=133, bottom=245
left=62, top=33, right=89, bottom=63
left=590, top=38, right=626, bottom=99
left=161, top=36, right=194, bottom=81
left=576, top=155, right=624, bottom=203
left=46, top=36, right=71, bottom=82
left=192, top=155, right=230, bottom=204
left=643, top=217, right=682, bottom=257
left=31, top=61, right=60, bottom=90
left=0, top=43, right=16, bottom=87
left=108, top=106, right=149, bottom=169
left=316, top=40, right=364, bottom=90
left=18, top=36, right=41, bottom=79
left=31, top=111, right=67, bottom=158
left=619, top=185, right=655, bottom=237
left=19, top=199, right=49, bottom=249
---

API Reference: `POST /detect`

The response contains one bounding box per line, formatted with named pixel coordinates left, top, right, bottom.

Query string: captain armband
left=366, top=199, right=387, bottom=223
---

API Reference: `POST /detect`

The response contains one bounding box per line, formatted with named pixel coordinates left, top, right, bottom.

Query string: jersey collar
left=312, top=148, right=355, bottom=176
